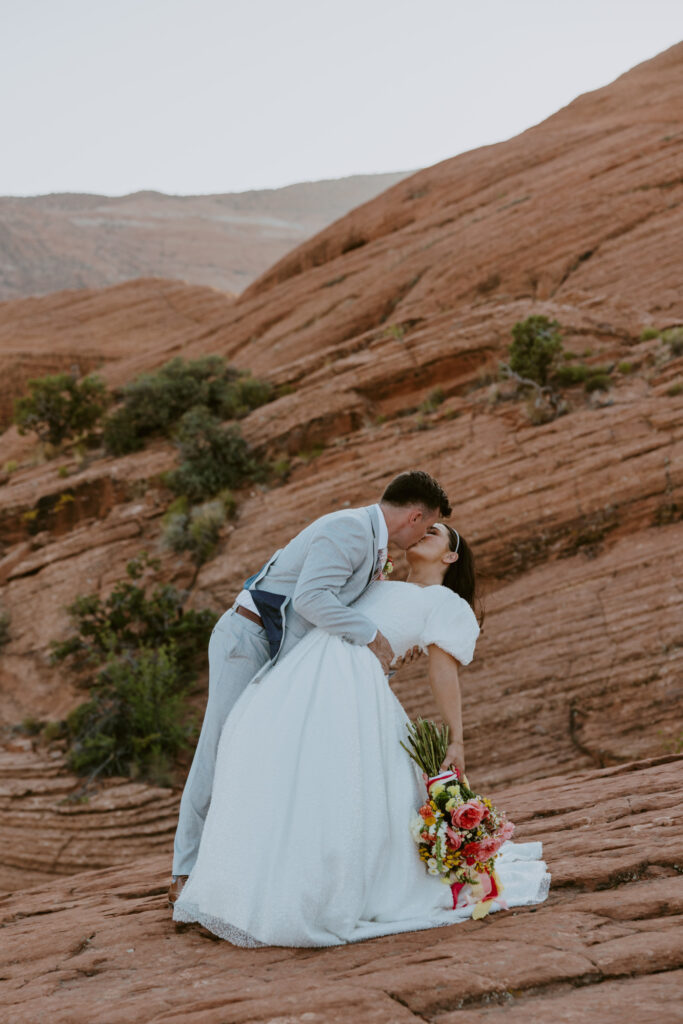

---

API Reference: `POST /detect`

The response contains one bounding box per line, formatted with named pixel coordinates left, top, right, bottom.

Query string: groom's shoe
left=168, top=875, right=188, bottom=907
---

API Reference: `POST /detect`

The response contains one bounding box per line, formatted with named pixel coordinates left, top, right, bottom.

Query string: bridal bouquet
left=401, top=719, right=515, bottom=919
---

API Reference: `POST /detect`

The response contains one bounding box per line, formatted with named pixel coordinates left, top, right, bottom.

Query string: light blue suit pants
left=172, top=608, right=270, bottom=876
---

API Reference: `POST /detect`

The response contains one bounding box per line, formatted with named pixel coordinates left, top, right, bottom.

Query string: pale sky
left=1, top=0, right=681, bottom=197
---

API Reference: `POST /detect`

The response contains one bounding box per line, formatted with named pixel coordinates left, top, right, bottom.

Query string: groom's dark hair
left=381, top=471, right=451, bottom=517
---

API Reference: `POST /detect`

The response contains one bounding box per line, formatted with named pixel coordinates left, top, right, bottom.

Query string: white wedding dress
left=173, top=581, right=550, bottom=946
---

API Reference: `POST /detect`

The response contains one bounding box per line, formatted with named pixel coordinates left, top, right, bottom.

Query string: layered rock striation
left=1, top=756, right=681, bottom=1022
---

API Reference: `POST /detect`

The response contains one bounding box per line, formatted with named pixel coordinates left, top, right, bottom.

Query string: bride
left=173, top=523, right=549, bottom=946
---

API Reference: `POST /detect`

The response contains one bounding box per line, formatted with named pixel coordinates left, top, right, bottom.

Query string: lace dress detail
left=173, top=581, right=550, bottom=946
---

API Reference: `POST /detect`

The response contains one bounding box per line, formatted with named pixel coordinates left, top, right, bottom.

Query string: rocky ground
left=0, top=42, right=682, bottom=1022
left=1, top=757, right=681, bottom=1023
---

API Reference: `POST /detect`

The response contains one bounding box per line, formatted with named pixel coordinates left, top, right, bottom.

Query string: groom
left=169, top=469, right=452, bottom=904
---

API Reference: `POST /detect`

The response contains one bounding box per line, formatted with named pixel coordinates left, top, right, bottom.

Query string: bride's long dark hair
left=441, top=525, right=484, bottom=626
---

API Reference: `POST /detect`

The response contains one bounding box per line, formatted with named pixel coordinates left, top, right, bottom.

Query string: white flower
left=409, top=815, right=424, bottom=842
left=427, top=857, right=439, bottom=876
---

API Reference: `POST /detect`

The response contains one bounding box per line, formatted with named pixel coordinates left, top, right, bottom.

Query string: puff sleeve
left=420, top=587, right=480, bottom=665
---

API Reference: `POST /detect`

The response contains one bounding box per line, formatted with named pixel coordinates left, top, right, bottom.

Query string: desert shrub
left=508, top=316, right=563, bottom=386
left=617, top=361, right=634, bottom=374
left=235, top=374, right=272, bottom=411
left=52, top=553, right=216, bottom=782
left=296, top=445, right=325, bottom=463
left=553, top=364, right=590, bottom=387
left=163, top=494, right=232, bottom=566
left=419, top=388, right=445, bottom=414
left=554, top=363, right=613, bottom=391
left=66, top=644, right=193, bottom=781
left=584, top=373, right=611, bottom=393
left=102, top=356, right=272, bottom=455
left=271, top=456, right=291, bottom=482
left=165, top=407, right=262, bottom=501
left=0, top=609, right=10, bottom=648
left=20, top=716, right=43, bottom=735
left=640, top=326, right=660, bottom=341
left=14, top=372, right=109, bottom=447
left=50, top=552, right=215, bottom=679
left=661, top=327, right=683, bottom=357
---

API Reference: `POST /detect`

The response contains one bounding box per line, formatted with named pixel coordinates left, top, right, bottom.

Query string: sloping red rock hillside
left=0, top=43, right=682, bottom=1022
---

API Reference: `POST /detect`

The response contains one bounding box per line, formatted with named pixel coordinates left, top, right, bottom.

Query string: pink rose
left=451, top=800, right=486, bottom=830
left=500, top=820, right=515, bottom=841
left=476, top=836, right=503, bottom=860
left=445, top=826, right=463, bottom=850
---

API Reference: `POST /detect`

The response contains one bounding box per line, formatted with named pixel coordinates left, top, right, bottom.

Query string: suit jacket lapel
left=366, top=505, right=380, bottom=586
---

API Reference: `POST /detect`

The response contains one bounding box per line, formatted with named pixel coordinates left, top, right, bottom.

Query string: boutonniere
left=379, top=557, right=394, bottom=581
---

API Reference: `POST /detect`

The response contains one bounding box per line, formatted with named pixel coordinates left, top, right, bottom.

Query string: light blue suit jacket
left=243, top=504, right=381, bottom=668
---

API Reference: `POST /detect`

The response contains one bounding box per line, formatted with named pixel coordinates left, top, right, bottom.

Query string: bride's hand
left=441, top=741, right=465, bottom=779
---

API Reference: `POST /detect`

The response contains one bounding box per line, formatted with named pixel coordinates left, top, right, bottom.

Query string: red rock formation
left=0, top=278, right=237, bottom=428
left=0, top=46, right=681, bottom=1016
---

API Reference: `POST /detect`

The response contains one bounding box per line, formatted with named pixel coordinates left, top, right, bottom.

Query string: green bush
left=66, top=644, right=193, bottom=781
left=419, top=388, right=445, bottom=414
left=0, top=609, right=10, bottom=648
left=640, top=326, right=660, bottom=341
left=584, top=373, right=611, bottom=393
left=553, top=364, right=590, bottom=387
left=553, top=363, right=613, bottom=391
left=165, top=406, right=262, bottom=501
left=51, top=553, right=216, bottom=782
left=662, top=327, right=683, bottom=357
left=163, top=494, right=232, bottom=566
left=508, top=316, right=563, bottom=386
left=50, top=552, right=215, bottom=681
left=102, top=356, right=272, bottom=455
left=14, top=373, right=109, bottom=447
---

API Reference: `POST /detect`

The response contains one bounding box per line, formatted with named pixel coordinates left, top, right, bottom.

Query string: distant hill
left=0, top=172, right=411, bottom=301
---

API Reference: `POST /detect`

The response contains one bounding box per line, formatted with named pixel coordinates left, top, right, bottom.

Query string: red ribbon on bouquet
left=450, top=872, right=503, bottom=911
left=425, top=769, right=460, bottom=792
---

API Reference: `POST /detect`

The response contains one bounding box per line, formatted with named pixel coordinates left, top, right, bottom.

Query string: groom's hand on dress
left=392, top=646, right=423, bottom=671
left=368, top=630, right=394, bottom=674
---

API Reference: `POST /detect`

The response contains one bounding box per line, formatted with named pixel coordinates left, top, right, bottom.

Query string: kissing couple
left=169, top=470, right=549, bottom=946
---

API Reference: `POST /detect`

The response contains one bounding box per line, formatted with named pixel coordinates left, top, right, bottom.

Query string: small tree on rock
left=14, top=372, right=109, bottom=447
left=508, top=316, right=563, bottom=386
